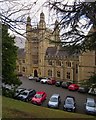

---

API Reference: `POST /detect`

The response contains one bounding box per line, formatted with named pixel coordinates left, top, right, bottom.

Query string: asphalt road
left=19, top=76, right=96, bottom=115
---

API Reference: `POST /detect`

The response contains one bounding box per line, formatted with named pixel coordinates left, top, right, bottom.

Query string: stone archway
left=34, top=70, right=38, bottom=77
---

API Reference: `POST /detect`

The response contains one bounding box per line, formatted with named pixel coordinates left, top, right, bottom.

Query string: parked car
left=88, top=88, right=96, bottom=96
left=78, top=86, right=89, bottom=93
left=28, top=75, right=34, bottom=80
left=14, top=88, right=26, bottom=98
left=40, top=78, right=50, bottom=84
left=61, top=81, right=72, bottom=88
left=17, top=89, right=36, bottom=101
left=55, top=81, right=63, bottom=87
left=47, top=79, right=56, bottom=85
left=84, top=98, right=96, bottom=115
left=68, top=84, right=79, bottom=91
left=47, top=94, right=61, bottom=108
left=31, top=91, right=47, bottom=105
left=36, top=77, right=46, bottom=82
left=63, top=96, right=76, bottom=112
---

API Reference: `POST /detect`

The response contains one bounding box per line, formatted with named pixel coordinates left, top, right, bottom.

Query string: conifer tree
left=2, top=24, right=22, bottom=87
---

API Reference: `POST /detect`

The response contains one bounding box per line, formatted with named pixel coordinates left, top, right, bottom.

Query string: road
left=19, top=76, right=96, bottom=115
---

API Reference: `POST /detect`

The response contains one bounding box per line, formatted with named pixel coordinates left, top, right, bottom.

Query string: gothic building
left=16, top=12, right=96, bottom=83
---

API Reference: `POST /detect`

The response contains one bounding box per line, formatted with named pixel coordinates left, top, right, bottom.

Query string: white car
left=88, top=88, right=96, bottom=95
left=85, top=98, right=96, bottom=115
left=40, top=78, right=50, bottom=84
left=28, top=76, right=34, bottom=80
left=47, top=94, right=61, bottom=108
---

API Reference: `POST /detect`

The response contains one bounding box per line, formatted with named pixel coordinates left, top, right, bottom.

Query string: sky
left=1, top=0, right=92, bottom=48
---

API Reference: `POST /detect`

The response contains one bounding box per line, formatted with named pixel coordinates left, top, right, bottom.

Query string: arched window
left=48, top=70, right=52, bottom=76
left=48, top=60, right=52, bottom=65
left=56, top=60, right=61, bottom=66
left=66, top=72, right=70, bottom=79
left=57, top=71, right=61, bottom=77
left=22, top=67, right=25, bottom=72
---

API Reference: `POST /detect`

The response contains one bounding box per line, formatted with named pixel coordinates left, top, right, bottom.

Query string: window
left=66, top=72, right=70, bottom=79
left=33, top=60, right=38, bottom=64
left=22, top=67, right=25, bottom=72
left=76, top=64, right=78, bottom=74
left=56, top=60, right=61, bottom=66
left=48, top=70, right=52, bottom=76
left=57, top=71, right=61, bottom=77
left=22, top=60, right=25, bottom=63
left=48, top=60, right=52, bottom=65
left=66, top=62, right=71, bottom=67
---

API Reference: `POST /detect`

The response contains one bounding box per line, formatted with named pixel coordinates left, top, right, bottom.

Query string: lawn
left=2, top=96, right=96, bottom=119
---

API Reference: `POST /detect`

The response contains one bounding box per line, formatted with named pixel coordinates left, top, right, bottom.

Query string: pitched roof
left=45, top=46, right=80, bottom=59
left=46, top=47, right=57, bottom=57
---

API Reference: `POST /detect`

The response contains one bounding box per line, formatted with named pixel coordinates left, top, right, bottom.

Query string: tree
left=2, top=24, right=22, bottom=87
left=0, top=0, right=45, bottom=36
left=48, top=0, right=96, bottom=53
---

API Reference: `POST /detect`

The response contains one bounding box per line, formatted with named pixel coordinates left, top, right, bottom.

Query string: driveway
left=19, top=76, right=96, bottom=115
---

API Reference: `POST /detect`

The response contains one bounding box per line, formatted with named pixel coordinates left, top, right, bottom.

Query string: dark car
left=55, top=81, right=63, bottom=87
left=78, top=86, right=89, bottom=93
left=61, top=81, right=72, bottom=88
left=17, top=89, right=36, bottom=102
left=63, top=96, right=76, bottom=112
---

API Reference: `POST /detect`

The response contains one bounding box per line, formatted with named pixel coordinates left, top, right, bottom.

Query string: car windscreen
left=87, top=102, right=96, bottom=107
left=20, top=91, right=28, bottom=96
left=35, top=94, right=42, bottom=98
left=65, top=98, right=74, bottom=104
left=50, top=97, right=58, bottom=102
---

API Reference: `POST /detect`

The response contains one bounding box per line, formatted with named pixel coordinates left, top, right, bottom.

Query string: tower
left=25, top=16, right=32, bottom=75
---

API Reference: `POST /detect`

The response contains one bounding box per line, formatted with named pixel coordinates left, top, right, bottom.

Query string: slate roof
left=45, top=47, right=80, bottom=59
left=46, top=47, right=57, bottom=56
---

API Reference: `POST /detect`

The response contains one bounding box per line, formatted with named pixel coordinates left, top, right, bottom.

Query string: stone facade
left=16, top=12, right=96, bottom=83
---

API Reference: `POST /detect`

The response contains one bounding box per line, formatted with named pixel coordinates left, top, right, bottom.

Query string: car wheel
left=26, top=99, right=29, bottom=102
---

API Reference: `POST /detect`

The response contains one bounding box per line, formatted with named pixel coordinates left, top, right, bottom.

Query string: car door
left=42, top=92, right=46, bottom=101
left=28, top=90, right=36, bottom=100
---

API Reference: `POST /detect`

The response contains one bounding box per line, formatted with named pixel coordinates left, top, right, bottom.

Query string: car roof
left=51, top=94, right=60, bottom=98
left=66, top=96, right=75, bottom=99
left=22, top=89, right=34, bottom=92
left=36, top=91, right=45, bottom=94
left=86, top=98, right=95, bottom=102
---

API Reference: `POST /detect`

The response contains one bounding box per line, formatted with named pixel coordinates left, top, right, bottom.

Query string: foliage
left=80, top=72, right=96, bottom=87
left=48, top=0, right=96, bottom=53
left=2, top=24, right=22, bottom=87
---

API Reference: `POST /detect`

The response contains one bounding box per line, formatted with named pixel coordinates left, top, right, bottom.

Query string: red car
left=47, top=79, right=56, bottom=85
left=68, top=84, right=79, bottom=91
left=31, top=91, right=47, bottom=105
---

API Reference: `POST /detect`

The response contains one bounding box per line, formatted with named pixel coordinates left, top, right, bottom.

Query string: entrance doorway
left=34, top=70, right=38, bottom=77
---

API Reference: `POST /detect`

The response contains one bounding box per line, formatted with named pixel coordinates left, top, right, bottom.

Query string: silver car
left=47, top=94, right=61, bottom=108
left=85, top=98, right=96, bottom=115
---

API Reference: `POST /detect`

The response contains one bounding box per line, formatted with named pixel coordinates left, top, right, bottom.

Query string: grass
left=2, top=96, right=96, bottom=119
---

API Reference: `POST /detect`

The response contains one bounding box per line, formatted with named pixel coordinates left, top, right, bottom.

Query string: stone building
left=16, top=12, right=96, bottom=83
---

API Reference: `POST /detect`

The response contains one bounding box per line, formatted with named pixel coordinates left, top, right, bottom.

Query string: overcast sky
left=1, top=0, right=91, bottom=48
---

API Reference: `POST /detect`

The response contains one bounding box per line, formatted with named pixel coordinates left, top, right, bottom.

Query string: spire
left=27, top=16, right=31, bottom=25
left=54, top=20, right=60, bottom=47
left=40, top=12, right=45, bottom=22
left=26, top=16, right=32, bottom=39
left=38, top=12, right=46, bottom=29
